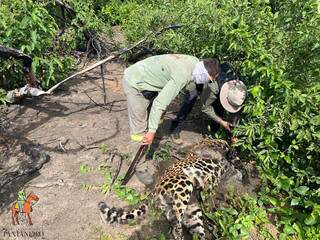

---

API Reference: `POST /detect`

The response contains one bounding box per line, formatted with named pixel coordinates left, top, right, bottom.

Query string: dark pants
left=171, top=90, right=199, bottom=134
left=170, top=90, right=226, bottom=134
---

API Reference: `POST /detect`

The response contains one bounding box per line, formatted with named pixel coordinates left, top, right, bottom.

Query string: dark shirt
left=185, top=81, right=241, bottom=125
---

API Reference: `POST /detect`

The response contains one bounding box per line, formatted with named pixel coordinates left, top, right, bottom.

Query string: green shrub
left=0, top=0, right=112, bottom=90
left=0, top=0, right=74, bottom=89
left=101, top=0, right=140, bottom=25
left=210, top=193, right=274, bottom=239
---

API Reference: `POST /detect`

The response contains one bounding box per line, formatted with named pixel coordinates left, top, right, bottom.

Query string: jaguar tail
left=98, top=202, right=148, bottom=224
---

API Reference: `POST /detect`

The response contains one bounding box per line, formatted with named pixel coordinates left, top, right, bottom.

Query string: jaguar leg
left=171, top=221, right=183, bottom=240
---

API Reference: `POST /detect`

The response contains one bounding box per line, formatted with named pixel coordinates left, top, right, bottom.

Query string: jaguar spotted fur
left=98, top=139, right=248, bottom=240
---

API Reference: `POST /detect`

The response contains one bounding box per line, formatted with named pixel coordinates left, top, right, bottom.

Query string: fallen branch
left=27, top=179, right=65, bottom=188
left=75, top=139, right=100, bottom=151
left=45, top=24, right=184, bottom=94
left=4, top=25, right=184, bottom=104
left=81, top=89, right=112, bottom=111
left=121, top=145, right=148, bottom=185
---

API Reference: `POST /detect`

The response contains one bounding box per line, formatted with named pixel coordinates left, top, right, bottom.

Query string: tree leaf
left=304, top=214, right=318, bottom=226
left=290, top=198, right=299, bottom=206
left=295, top=186, right=309, bottom=195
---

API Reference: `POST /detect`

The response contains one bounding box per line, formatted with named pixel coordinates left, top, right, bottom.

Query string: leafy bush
left=0, top=0, right=111, bottom=90
left=0, top=0, right=74, bottom=89
left=101, top=0, right=140, bottom=25
left=210, top=193, right=275, bottom=239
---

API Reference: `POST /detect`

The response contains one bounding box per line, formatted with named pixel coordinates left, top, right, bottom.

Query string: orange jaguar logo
left=11, top=190, right=39, bottom=225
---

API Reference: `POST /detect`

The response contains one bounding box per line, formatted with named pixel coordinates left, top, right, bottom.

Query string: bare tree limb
left=0, top=44, right=38, bottom=87
left=81, top=89, right=112, bottom=111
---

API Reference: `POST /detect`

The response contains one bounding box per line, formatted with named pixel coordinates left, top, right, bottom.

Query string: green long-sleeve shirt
left=185, top=81, right=223, bottom=124
left=200, top=81, right=224, bottom=123
left=186, top=81, right=241, bottom=125
left=125, top=54, right=199, bottom=132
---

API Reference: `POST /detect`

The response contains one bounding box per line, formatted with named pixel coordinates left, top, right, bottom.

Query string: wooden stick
left=121, top=145, right=147, bottom=185
left=101, top=64, right=107, bottom=105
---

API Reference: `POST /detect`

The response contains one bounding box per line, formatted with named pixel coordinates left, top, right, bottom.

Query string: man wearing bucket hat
left=123, top=54, right=221, bottom=186
left=170, top=63, right=247, bottom=144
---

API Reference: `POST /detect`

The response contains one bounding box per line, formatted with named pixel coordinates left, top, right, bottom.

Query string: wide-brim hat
left=220, top=80, right=247, bottom=113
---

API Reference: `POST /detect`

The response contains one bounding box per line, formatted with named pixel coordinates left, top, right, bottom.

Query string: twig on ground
left=59, top=141, right=67, bottom=152
left=81, top=89, right=111, bottom=111
left=107, top=150, right=116, bottom=164
left=27, top=179, right=66, bottom=188
left=108, top=100, right=116, bottom=113
left=75, top=139, right=99, bottom=151
left=108, top=152, right=124, bottom=194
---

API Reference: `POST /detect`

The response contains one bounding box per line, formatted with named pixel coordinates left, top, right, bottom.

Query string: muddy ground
left=0, top=61, right=259, bottom=240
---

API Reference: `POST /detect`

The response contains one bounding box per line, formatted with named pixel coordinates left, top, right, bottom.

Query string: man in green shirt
left=123, top=54, right=221, bottom=185
left=123, top=54, right=220, bottom=145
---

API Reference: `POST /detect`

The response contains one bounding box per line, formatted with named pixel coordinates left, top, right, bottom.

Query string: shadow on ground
left=0, top=128, right=50, bottom=213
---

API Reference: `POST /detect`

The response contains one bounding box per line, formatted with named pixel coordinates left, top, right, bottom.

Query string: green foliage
left=158, top=233, right=166, bottom=240
left=101, top=168, right=145, bottom=205
left=0, top=89, right=7, bottom=105
left=0, top=0, right=111, bottom=91
left=147, top=233, right=166, bottom=240
left=65, top=0, right=112, bottom=46
left=152, top=142, right=173, bottom=161
left=79, top=164, right=92, bottom=174
left=101, top=0, right=140, bottom=25
left=99, top=143, right=108, bottom=154
left=0, top=0, right=74, bottom=89
left=80, top=163, right=145, bottom=205
left=209, top=193, right=275, bottom=239
left=81, top=183, right=94, bottom=191
left=93, top=226, right=112, bottom=240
